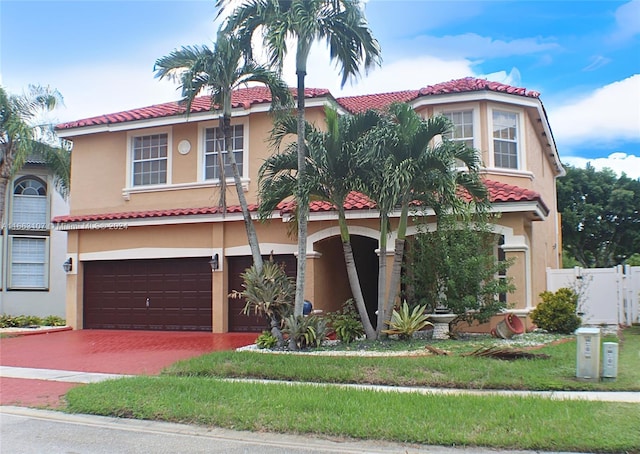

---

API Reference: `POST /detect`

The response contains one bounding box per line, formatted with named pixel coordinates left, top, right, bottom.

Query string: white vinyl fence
left=546, top=266, right=640, bottom=326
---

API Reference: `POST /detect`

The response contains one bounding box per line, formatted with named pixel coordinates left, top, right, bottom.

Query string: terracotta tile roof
left=57, top=77, right=541, bottom=130
left=56, top=87, right=330, bottom=130
left=418, top=77, right=540, bottom=98
left=52, top=180, right=546, bottom=225
left=335, top=77, right=540, bottom=113
left=336, top=90, right=420, bottom=113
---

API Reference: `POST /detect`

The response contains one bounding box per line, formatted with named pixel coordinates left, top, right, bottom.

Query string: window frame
left=489, top=107, right=524, bottom=171
left=9, top=176, right=49, bottom=231
left=198, top=119, right=249, bottom=184
left=127, top=128, right=172, bottom=188
left=7, top=235, right=50, bottom=290
left=433, top=104, right=481, bottom=169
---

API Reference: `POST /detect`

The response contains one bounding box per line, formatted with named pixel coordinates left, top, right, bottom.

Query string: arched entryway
left=312, top=234, right=378, bottom=326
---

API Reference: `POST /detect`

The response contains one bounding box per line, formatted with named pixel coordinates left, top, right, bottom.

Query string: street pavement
left=1, top=406, right=591, bottom=454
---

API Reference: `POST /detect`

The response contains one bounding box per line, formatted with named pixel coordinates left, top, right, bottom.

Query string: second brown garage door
left=84, top=257, right=212, bottom=331
left=227, top=254, right=296, bottom=332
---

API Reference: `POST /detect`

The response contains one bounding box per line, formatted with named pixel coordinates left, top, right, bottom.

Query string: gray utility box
left=602, top=342, right=619, bottom=379
left=576, top=327, right=601, bottom=381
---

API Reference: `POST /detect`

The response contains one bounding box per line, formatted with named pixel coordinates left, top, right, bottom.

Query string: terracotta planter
left=492, top=313, right=525, bottom=339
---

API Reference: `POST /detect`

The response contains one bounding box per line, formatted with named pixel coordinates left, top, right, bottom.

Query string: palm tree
left=154, top=31, right=292, bottom=272
left=260, top=106, right=383, bottom=339
left=217, top=0, right=382, bottom=316
left=361, top=103, right=488, bottom=335
left=0, top=85, right=70, bottom=220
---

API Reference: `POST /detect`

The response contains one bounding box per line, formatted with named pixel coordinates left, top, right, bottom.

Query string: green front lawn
left=64, top=327, right=640, bottom=453
left=163, top=328, right=640, bottom=391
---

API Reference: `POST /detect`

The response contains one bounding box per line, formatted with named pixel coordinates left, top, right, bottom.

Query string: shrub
left=0, top=314, right=65, bottom=328
left=282, top=315, right=329, bottom=350
left=531, top=288, right=582, bottom=334
left=403, top=212, right=515, bottom=329
left=382, top=301, right=432, bottom=340
left=256, top=331, right=278, bottom=349
left=328, top=299, right=364, bottom=344
left=42, top=315, right=66, bottom=326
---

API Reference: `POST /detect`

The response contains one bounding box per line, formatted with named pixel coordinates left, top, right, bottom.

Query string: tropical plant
left=155, top=31, right=292, bottom=272
left=360, top=102, right=487, bottom=335
left=382, top=301, right=432, bottom=340
left=282, top=314, right=330, bottom=349
left=0, top=85, right=70, bottom=218
left=403, top=211, right=515, bottom=332
left=329, top=299, right=365, bottom=344
left=531, top=288, right=582, bottom=334
left=218, top=0, right=382, bottom=316
left=256, top=330, right=278, bottom=349
left=261, top=106, right=383, bottom=338
left=230, top=258, right=295, bottom=346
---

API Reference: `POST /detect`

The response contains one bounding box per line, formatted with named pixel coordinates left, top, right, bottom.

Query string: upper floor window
left=442, top=110, right=474, bottom=148
left=132, top=133, right=168, bottom=186
left=12, top=177, right=47, bottom=228
left=204, top=125, right=244, bottom=180
left=492, top=110, right=519, bottom=169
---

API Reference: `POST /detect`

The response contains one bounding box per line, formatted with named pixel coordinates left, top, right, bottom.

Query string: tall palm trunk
left=338, top=208, right=376, bottom=339
left=222, top=94, right=263, bottom=272
left=376, top=213, right=389, bottom=334
left=382, top=198, right=410, bottom=330
left=294, top=64, right=309, bottom=319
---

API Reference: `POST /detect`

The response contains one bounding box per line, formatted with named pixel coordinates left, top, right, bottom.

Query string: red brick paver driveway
left=0, top=330, right=257, bottom=408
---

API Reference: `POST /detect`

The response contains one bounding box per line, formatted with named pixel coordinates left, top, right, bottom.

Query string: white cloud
left=612, top=0, right=640, bottom=41
left=548, top=74, right=640, bottom=145
left=15, top=63, right=183, bottom=124
left=401, top=33, right=560, bottom=60
left=563, top=153, right=640, bottom=180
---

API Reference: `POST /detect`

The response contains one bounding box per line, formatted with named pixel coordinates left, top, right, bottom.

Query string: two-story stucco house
left=53, top=77, right=564, bottom=333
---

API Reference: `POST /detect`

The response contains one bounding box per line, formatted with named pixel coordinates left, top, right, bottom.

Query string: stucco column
left=211, top=223, right=226, bottom=333
left=502, top=245, right=530, bottom=311
left=65, top=231, right=82, bottom=329
left=304, top=251, right=322, bottom=308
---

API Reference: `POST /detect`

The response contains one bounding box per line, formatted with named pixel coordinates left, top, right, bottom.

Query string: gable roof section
left=334, top=77, right=540, bottom=114
left=56, top=87, right=331, bottom=131
left=56, top=77, right=541, bottom=131
left=52, top=179, right=547, bottom=228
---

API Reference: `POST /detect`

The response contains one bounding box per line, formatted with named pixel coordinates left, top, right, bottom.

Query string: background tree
left=0, top=85, right=70, bottom=218
left=155, top=31, right=292, bottom=272
left=557, top=164, right=640, bottom=267
left=218, top=0, right=381, bottom=316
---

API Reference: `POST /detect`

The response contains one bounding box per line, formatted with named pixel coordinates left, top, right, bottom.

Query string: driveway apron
left=0, top=330, right=256, bottom=408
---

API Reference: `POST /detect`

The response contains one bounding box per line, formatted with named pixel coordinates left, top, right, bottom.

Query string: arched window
left=12, top=177, right=48, bottom=228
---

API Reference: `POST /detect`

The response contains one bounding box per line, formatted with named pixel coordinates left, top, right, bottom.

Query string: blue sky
left=2, top=0, right=639, bottom=178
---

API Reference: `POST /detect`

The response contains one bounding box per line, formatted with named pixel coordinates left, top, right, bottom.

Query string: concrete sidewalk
left=1, top=365, right=638, bottom=403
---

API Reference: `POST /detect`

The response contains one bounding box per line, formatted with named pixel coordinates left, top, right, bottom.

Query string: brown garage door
left=84, top=258, right=212, bottom=331
left=227, top=255, right=296, bottom=332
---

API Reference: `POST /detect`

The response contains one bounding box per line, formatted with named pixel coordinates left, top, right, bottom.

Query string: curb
left=0, top=326, right=72, bottom=337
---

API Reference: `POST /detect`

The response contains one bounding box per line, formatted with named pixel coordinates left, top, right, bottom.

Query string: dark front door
left=83, top=258, right=212, bottom=331
left=227, top=254, right=296, bottom=332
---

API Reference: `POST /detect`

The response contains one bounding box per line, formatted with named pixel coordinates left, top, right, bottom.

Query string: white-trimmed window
left=442, top=110, right=474, bottom=148
left=9, top=236, right=48, bottom=289
left=492, top=110, right=519, bottom=169
left=11, top=177, right=48, bottom=229
left=204, top=125, right=244, bottom=180
left=132, top=133, right=168, bottom=186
